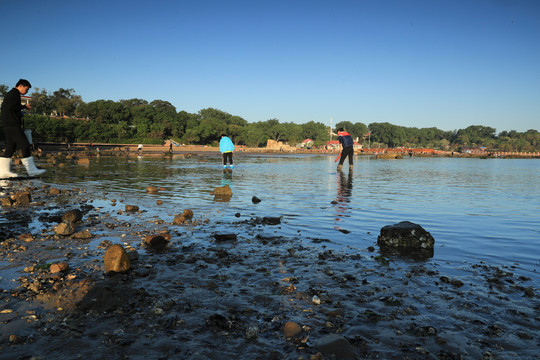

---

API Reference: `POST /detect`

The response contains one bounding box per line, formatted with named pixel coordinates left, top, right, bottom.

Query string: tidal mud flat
left=0, top=179, right=539, bottom=360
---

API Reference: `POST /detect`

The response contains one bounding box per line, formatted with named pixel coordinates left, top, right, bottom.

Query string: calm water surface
left=46, top=154, right=540, bottom=284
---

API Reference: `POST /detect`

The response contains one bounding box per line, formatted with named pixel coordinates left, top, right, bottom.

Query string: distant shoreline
left=34, top=142, right=540, bottom=159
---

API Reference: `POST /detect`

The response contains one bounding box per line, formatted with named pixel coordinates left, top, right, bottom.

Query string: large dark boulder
left=377, top=221, right=434, bottom=258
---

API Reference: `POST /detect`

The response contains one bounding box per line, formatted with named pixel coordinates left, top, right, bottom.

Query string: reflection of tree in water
left=334, top=172, right=353, bottom=231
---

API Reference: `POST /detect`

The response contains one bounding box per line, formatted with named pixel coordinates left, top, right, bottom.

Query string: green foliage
left=301, top=121, right=328, bottom=146
left=0, top=84, right=9, bottom=97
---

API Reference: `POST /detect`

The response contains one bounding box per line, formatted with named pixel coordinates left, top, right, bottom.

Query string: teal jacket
left=219, top=136, right=235, bottom=153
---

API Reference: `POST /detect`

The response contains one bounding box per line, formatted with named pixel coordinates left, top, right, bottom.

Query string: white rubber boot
left=0, top=157, right=18, bottom=178
left=21, top=156, right=46, bottom=176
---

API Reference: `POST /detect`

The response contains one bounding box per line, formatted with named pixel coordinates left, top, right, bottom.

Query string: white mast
left=329, top=117, right=333, bottom=141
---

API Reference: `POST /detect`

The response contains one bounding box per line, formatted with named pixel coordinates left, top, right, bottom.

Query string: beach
left=0, top=153, right=539, bottom=360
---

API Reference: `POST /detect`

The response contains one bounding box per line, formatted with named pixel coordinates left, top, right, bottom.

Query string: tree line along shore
left=1, top=84, right=539, bottom=153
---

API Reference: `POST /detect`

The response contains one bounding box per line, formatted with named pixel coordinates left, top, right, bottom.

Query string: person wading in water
left=336, top=127, right=354, bottom=172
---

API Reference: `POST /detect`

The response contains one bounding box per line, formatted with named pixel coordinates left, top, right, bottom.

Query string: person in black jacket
left=337, top=127, right=354, bottom=172
left=0, top=79, right=45, bottom=178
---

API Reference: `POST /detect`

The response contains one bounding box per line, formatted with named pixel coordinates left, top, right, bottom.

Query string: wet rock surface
left=377, top=221, right=435, bottom=258
left=0, top=181, right=539, bottom=359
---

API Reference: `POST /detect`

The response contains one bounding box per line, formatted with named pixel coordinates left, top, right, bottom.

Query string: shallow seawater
left=43, top=153, right=540, bottom=284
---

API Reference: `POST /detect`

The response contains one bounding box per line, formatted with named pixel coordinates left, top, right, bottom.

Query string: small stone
left=12, top=191, right=31, bottom=205
left=50, top=262, right=69, bottom=273
left=1, top=197, right=13, bottom=207
left=146, top=186, right=159, bottom=194
left=49, top=188, right=61, bottom=195
left=252, top=196, right=261, bottom=203
left=125, top=205, right=139, bottom=212
left=262, top=217, right=281, bottom=225
left=73, top=229, right=93, bottom=239
left=104, top=244, right=131, bottom=274
left=54, top=222, right=76, bottom=236
left=18, top=233, right=34, bottom=242
left=283, top=321, right=302, bottom=338
left=62, top=209, right=83, bottom=223
left=9, top=334, right=21, bottom=344
left=182, top=209, right=193, bottom=220
left=245, top=325, right=259, bottom=340
left=316, top=334, right=357, bottom=360
left=213, top=233, right=237, bottom=242
left=213, top=185, right=232, bottom=196
left=144, top=235, right=169, bottom=251
left=173, top=215, right=186, bottom=224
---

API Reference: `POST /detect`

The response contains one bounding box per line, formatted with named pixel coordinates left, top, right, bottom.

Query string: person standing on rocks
left=219, top=134, right=235, bottom=169
left=0, top=79, right=46, bottom=178
left=336, top=127, right=354, bottom=172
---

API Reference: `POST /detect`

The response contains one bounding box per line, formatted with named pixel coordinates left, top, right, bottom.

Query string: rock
left=374, top=152, right=403, bottom=159
left=316, top=334, right=357, bottom=360
left=144, top=235, right=169, bottom=251
left=245, top=324, right=259, bottom=340
left=1, top=197, right=13, bottom=207
left=146, top=186, right=159, bottom=194
left=262, top=216, right=281, bottom=225
left=49, top=188, right=61, bottom=195
left=73, top=229, right=93, bottom=239
left=212, top=185, right=232, bottom=200
left=104, top=244, right=131, bottom=274
left=173, top=215, right=186, bottom=224
left=11, top=191, right=31, bottom=205
left=213, top=233, right=237, bottom=242
left=377, top=221, right=435, bottom=258
left=252, top=196, right=261, bottom=203
left=156, top=200, right=163, bottom=205
left=62, top=209, right=83, bottom=223
left=50, top=262, right=69, bottom=273
left=182, top=209, right=193, bottom=220
left=54, top=222, right=76, bottom=236
left=8, top=334, right=22, bottom=344
left=283, top=321, right=302, bottom=338
left=77, top=158, right=90, bottom=165
left=174, top=209, right=194, bottom=224
left=18, top=234, right=34, bottom=242
left=127, top=250, right=139, bottom=261
left=125, top=205, right=139, bottom=212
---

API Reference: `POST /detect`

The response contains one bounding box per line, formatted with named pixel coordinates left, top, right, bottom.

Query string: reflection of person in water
left=334, top=171, right=353, bottom=231
left=221, top=169, right=233, bottom=187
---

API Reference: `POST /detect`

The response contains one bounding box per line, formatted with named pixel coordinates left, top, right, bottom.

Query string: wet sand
left=0, top=172, right=539, bottom=359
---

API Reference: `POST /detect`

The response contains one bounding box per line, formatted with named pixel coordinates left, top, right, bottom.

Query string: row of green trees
left=1, top=84, right=538, bottom=151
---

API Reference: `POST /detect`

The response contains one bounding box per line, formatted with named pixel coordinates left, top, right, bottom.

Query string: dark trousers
left=338, top=146, right=354, bottom=165
left=2, top=127, right=31, bottom=158
left=222, top=152, right=233, bottom=165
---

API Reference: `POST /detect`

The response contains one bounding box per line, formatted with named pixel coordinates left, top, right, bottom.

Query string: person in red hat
left=337, top=127, right=354, bottom=172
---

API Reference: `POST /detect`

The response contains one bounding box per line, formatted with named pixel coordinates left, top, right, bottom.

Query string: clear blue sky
left=2, top=0, right=539, bottom=132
